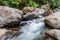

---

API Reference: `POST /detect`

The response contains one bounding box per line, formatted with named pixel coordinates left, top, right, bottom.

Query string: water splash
left=11, top=18, right=47, bottom=40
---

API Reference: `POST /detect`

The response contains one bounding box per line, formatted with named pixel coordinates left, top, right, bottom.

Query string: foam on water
left=11, top=18, right=47, bottom=40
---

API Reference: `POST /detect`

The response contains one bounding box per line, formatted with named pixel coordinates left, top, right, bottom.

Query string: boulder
left=40, top=4, right=53, bottom=16
left=33, top=4, right=53, bottom=16
left=45, top=12, right=60, bottom=29
left=54, top=7, right=60, bottom=12
left=34, top=8, right=45, bottom=15
left=0, top=29, right=19, bottom=40
left=23, top=12, right=43, bottom=21
left=22, top=6, right=35, bottom=14
left=23, top=4, right=53, bottom=21
left=0, top=6, right=23, bottom=27
left=46, top=29, right=60, bottom=40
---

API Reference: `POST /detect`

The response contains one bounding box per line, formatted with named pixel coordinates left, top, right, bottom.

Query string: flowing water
left=0, top=17, right=49, bottom=40
left=11, top=17, right=48, bottom=40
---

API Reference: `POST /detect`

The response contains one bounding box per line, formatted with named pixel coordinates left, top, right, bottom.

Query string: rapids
left=11, top=17, right=48, bottom=40
left=0, top=17, right=50, bottom=40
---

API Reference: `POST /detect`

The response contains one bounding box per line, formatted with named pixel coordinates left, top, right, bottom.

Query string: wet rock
left=19, top=21, right=27, bottom=26
left=0, top=6, right=23, bottom=27
left=44, top=12, right=60, bottom=29
left=7, top=27, right=20, bottom=31
left=23, top=12, right=43, bottom=21
left=46, top=29, right=60, bottom=40
left=23, top=6, right=35, bottom=14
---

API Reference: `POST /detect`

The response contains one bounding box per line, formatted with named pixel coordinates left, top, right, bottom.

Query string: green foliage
left=0, top=0, right=39, bottom=9
left=0, top=0, right=60, bottom=9
left=34, top=0, right=60, bottom=8
left=27, top=0, right=39, bottom=8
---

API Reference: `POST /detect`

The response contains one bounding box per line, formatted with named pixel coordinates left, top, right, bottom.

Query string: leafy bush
left=34, top=0, right=60, bottom=9
left=0, top=0, right=38, bottom=9
left=0, top=0, right=60, bottom=9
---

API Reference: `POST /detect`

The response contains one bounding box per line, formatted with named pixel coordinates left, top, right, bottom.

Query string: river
left=12, top=17, right=48, bottom=40
left=0, top=17, right=50, bottom=40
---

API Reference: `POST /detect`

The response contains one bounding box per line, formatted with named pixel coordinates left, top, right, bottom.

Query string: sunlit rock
left=0, top=30, right=19, bottom=40
left=23, top=6, right=35, bottom=14
left=45, top=12, right=60, bottom=29
left=46, top=29, right=60, bottom=40
left=40, top=4, right=53, bottom=16
left=0, top=6, right=23, bottom=27
left=0, top=29, right=8, bottom=37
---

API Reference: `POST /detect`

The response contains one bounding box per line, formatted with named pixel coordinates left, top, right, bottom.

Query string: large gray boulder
left=0, top=6, right=23, bottom=27
left=45, top=12, right=60, bottom=29
left=46, top=29, right=60, bottom=40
